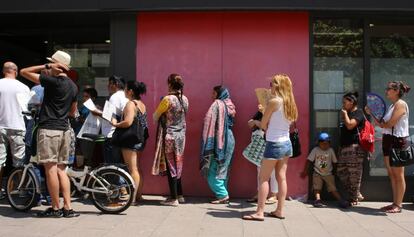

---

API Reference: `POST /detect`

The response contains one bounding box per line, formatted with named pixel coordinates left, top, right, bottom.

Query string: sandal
left=349, top=199, right=358, bottom=206
left=210, top=197, right=229, bottom=204
left=246, top=198, right=258, bottom=203
left=380, top=204, right=395, bottom=211
left=384, top=204, right=402, bottom=214
left=265, top=196, right=277, bottom=204
left=265, top=211, right=285, bottom=219
left=242, top=214, right=264, bottom=221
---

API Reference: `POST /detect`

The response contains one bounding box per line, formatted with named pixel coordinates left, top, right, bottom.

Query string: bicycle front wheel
left=6, top=167, right=39, bottom=212
left=89, top=167, right=134, bottom=214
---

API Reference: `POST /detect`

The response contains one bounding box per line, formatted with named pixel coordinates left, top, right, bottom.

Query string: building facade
left=1, top=1, right=413, bottom=200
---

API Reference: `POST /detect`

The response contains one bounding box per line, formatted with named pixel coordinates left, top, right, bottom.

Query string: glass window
left=53, top=43, right=111, bottom=107
left=368, top=21, right=414, bottom=176
left=312, top=19, right=364, bottom=149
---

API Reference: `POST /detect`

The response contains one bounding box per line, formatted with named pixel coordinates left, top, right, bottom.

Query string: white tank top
left=382, top=101, right=409, bottom=137
left=266, top=105, right=291, bottom=142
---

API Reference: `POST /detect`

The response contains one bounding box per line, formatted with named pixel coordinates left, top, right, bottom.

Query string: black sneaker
left=313, top=199, right=325, bottom=208
left=61, top=208, right=80, bottom=218
left=36, top=208, right=63, bottom=218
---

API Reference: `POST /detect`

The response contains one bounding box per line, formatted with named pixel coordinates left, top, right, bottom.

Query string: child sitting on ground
left=301, top=132, right=348, bottom=208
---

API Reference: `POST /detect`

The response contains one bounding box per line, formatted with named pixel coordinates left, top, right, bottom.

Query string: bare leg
left=253, top=159, right=277, bottom=217
left=136, top=152, right=144, bottom=200
left=392, top=166, right=405, bottom=207
left=57, top=164, right=71, bottom=210
left=384, top=156, right=397, bottom=205
left=315, top=190, right=321, bottom=200
left=122, top=149, right=140, bottom=202
left=274, top=157, right=289, bottom=217
left=44, top=163, right=60, bottom=210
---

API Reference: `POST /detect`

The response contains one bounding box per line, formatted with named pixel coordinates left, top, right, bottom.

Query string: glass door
left=368, top=20, right=414, bottom=177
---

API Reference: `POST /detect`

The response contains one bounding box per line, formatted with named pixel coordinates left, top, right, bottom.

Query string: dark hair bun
left=126, top=81, right=146, bottom=99
left=401, top=82, right=411, bottom=93
left=168, top=73, right=184, bottom=91
left=353, top=92, right=359, bottom=98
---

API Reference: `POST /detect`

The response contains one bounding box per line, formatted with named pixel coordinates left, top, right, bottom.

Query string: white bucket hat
left=46, top=50, right=71, bottom=67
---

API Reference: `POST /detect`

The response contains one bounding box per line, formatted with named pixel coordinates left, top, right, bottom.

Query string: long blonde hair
left=272, top=74, right=298, bottom=122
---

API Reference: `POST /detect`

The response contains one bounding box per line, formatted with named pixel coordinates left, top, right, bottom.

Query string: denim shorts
left=263, top=140, right=292, bottom=160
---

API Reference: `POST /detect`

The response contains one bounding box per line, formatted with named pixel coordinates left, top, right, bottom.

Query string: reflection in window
left=369, top=23, right=414, bottom=176
left=312, top=19, right=364, bottom=149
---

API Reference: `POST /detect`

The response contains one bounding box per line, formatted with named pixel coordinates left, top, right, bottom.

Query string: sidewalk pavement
left=0, top=195, right=414, bottom=237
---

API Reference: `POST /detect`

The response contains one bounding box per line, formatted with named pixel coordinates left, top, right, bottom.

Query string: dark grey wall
left=1, top=0, right=414, bottom=13
left=110, top=13, right=136, bottom=82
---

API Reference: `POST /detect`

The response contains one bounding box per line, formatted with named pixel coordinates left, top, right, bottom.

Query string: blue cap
left=318, top=132, right=330, bottom=141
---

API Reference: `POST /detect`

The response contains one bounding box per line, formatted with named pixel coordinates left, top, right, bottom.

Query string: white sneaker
left=160, top=199, right=179, bottom=207
left=177, top=196, right=185, bottom=203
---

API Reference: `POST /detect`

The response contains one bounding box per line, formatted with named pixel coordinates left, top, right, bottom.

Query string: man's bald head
left=3, top=62, right=18, bottom=78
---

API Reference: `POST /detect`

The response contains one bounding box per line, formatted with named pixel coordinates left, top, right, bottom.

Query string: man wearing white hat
left=20, top=50, right=79, bottom=218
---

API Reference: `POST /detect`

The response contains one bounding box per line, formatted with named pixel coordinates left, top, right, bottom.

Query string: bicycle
left=6, top=111, right=136, bottom=214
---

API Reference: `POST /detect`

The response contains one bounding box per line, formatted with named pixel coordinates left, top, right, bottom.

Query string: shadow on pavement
left=0, top=205, right=37, bottom=218
left=305, top=201, right=387, bottom=216
left=205, top=208, right=242, bottom=219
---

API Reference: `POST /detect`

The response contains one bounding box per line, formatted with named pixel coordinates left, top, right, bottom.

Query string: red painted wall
left=136, top=12, right=309, bottom=198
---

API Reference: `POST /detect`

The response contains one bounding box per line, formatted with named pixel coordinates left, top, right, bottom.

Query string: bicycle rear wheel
left=89, top=167, right=134, bottom=214
left=6, top=167, right=39, bottom=212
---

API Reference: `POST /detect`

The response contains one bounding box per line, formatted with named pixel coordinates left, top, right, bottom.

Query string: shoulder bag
left=389, top=127, right=414, bottom=167
left=290, top=122, right=301, bottom=158
left=112, top=102, right=145, bottom=148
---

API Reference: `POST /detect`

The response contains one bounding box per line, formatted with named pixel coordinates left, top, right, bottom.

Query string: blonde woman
left=243, top=74, right=298, bottom=221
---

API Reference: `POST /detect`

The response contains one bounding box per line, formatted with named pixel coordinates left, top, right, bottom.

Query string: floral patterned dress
left=152, top=94, right=189, bottom=178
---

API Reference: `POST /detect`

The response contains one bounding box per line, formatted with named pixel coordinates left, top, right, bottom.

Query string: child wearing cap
left=301, top=132, right=348, bottom=208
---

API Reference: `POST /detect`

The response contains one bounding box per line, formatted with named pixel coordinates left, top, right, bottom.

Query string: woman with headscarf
left=200, top=86, right=236, bottom=204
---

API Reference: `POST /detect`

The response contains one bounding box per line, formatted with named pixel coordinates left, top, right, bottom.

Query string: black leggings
left=166, top=163, right=183, bottom=199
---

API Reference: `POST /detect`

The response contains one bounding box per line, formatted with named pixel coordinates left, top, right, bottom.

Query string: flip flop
left=265, top=212, right=285, bottom=219
left=246, top=198, right=258, bottom=203
left=265, top=196, right=277, bottom=204
left=210, top=198, right=229, bottom=204
left=242, top=214, right=264, bottom=221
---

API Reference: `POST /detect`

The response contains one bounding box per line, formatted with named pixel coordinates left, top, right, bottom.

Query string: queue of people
left=0, top=50, right=412, bottom=220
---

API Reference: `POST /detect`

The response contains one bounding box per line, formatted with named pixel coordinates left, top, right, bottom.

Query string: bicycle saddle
left=82, top=133, right=105, bottom=141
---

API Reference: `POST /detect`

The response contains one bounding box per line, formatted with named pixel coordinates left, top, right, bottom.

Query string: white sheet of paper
left=83, top=99, right=97, bottom=111
left=102, top=100, right=116, bottom=122
left=77, top=114, right=101, bottom=139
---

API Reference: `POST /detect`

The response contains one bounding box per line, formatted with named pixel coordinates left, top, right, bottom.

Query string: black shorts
left=382, top=134, right=408, bottom=156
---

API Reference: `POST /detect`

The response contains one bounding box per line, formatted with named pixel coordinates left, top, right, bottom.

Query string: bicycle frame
left=68, top=165, right=135, bottom=195
left=15, top=163, right=42, bottom=194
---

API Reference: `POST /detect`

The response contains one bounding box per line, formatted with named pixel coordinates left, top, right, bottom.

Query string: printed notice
left=83, top=99, right=97, bottom=111
left=95, top=77, right=109, bottom=97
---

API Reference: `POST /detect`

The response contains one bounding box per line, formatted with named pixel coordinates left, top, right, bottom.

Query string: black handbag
left=290, top=122, right=301, bottom=158
left=389, top=127, right=414, bottom=167
left=112, top=110, right=145, bottom=148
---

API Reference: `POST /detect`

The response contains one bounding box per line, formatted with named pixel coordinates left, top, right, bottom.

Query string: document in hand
left=83, top=98, right=98, bottom=111
left=102, top=100, right=116, bottom=122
